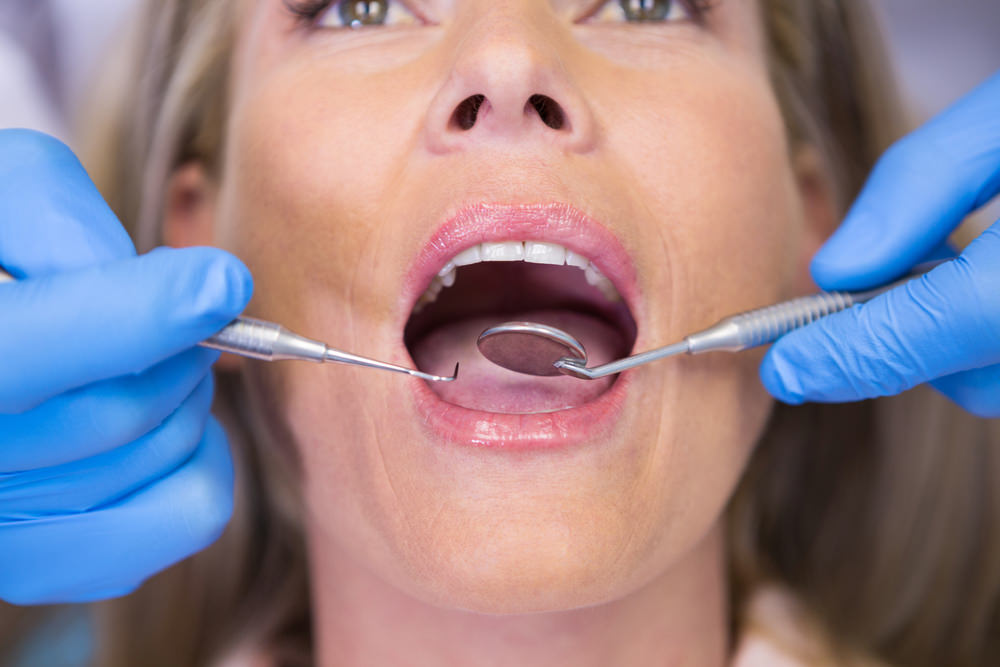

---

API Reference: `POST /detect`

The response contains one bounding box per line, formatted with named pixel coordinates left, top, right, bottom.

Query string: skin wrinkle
left=372, top=424, right=415, bottom=553
left=604, top=484, right=644, bottom=580
left=631, top=96, right=683, bottom=574
left=362, top=171, right=418, bottom=546
left=346, top=211, right=371, bottom=350
left=421, top=488, right=454, bottom=566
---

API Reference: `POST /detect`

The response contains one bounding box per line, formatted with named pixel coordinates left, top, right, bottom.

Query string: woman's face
left=207, top=0, right=821, bottom=612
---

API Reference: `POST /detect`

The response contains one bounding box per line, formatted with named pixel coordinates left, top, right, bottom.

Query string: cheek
left=599, top=59, right=802, bottom=313
left=595, top=59, right=798, bottom=553
left=214, top=60, right=425, bottom=343
left=213, top=65, right=439, bottom=572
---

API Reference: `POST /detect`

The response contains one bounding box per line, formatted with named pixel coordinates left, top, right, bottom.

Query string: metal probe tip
left=397, top=363, right=460, bottom=383
left=417, top=363, right=460, bottom=383
left=323, top=348, right=458, bottom=382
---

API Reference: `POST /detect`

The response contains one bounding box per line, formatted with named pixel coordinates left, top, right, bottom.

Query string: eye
left=588, top=0, right=697, bottom=23
left=288, top=0, right=420, bottom=30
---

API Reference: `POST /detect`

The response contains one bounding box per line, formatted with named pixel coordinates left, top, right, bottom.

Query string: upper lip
left=399, top=202, right=641, bottom=338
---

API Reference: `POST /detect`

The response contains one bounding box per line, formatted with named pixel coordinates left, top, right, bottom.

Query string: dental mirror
left=476, top=322, right=587, bottom=377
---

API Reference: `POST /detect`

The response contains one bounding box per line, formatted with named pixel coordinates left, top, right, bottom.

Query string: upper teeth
left=414, top=241, right=621, bottom=312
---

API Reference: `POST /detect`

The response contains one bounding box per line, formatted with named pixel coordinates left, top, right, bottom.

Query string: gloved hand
left=761, top=72, right=1000, bottom=417
left=0, top=129, right=252, bottom=604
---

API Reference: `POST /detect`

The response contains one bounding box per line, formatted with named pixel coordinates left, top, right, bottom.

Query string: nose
left=423, top=13, right=596, bottom=154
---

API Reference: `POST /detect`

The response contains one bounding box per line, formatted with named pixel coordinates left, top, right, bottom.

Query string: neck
left=308, top=524, right=730, bottom=667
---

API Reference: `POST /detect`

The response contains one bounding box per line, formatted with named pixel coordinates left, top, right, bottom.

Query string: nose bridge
left=458, top=12, right=551, bottom=121
left=457, top=3, right=553, bottom=81
left=423, top=1, right=595, bottom=153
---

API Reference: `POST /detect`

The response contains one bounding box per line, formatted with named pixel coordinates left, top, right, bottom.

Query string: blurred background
left=0, top=0, right=997, bottom=223
left=877, top=0, right=1000, bottom=231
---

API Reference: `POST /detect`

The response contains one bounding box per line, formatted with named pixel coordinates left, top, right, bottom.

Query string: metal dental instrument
left=476, top=322, right=587, bottom=377
left=0, top=267, right=458, bottom=382
left=198, top=316, right=459, bottom=382
left=478, top=262, right=946, bottom=381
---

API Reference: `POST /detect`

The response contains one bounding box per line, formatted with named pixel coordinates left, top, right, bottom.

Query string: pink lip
left=402, top=202, right=641, bottom=451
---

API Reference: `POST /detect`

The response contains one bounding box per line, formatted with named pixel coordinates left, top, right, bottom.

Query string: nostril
left=447, top=94, right=569, bottom=133
left=528, top=94, right=566, bottom=130
left=451, top=95, right=487, bottom=131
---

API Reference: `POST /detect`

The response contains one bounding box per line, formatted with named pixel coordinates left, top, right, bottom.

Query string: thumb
left=811, top=72, right=1000, bottom=291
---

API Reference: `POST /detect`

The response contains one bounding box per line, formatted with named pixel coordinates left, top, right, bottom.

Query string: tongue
left=410, top=310, right=625, bottom=414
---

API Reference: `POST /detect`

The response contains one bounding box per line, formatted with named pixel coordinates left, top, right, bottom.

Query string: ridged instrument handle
left=684, top=263, right=939, bottom=355
left=729, top=291, right=856, bottom=349
left=685, top=291, right=858, bottom=354
left=201, top=316, right=284, bottom=360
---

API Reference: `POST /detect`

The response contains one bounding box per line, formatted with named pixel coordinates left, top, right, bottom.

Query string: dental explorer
left=477, top=261, right=946, bottom=380
left=0, top=267, right=458, bottom=382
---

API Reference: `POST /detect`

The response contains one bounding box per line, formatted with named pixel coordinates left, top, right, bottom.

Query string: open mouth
left=405, top=239, right=637, bottom=414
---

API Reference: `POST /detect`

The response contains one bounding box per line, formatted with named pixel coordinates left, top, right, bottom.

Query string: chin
left=394, top=520, right=657, bottom=615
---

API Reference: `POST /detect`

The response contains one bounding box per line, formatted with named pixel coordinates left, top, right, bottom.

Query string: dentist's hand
left=0, top=129, right=252, bottom=604
left=761, top=73, right=1000, bottom=417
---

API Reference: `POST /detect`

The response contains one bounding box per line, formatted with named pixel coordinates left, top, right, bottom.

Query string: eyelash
left=284, top=0, right=337, bottom=23
left=590, top=0, right=716, bottom=23
left=283, top=0, right=716, bottom=28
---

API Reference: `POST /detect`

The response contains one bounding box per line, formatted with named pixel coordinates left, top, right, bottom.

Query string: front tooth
left=595, top=277, right=622, bottom=302
left=426, top=277, right=444, bottom=298
left=413, top=294, right=431, bottom=314
left=453, top=245, right=482, bottom=266
left=524, top=241, right=567, bottom=265
left=438, top=263, right=456, bottom=287
left=584, top=262, right=603, bottom=286
left=565, top=249, right=589, bottom=269
left=480, top=241, right=525, bottom=262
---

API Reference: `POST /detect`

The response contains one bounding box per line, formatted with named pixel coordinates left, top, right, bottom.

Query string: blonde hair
left=4, top=2, right=998, bottom=666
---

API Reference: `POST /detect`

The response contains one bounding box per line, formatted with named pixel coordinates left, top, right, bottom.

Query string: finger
left=931, top=364, right=1000, bottom=418
left=760, top=251, right=1000, bottom=404
left=812, top=72, right=1000, bottom=290
left=0, top=129, right=135, bottom=277
left=0, top=348, right=219, bottom=472
left=0, top=374, right=213, bottom=518
left=0, top=417, right=233, bottom=605
left=0, top=246, right=252, bottom=413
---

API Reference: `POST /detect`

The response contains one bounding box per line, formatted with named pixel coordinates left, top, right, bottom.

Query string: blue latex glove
left=761, top=72, right=1000, bottom=417
left=0, top=129, right=253, bottom=604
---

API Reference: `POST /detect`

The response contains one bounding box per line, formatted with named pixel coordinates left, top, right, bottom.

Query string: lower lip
left=410, top=370, right=633, bottom=451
